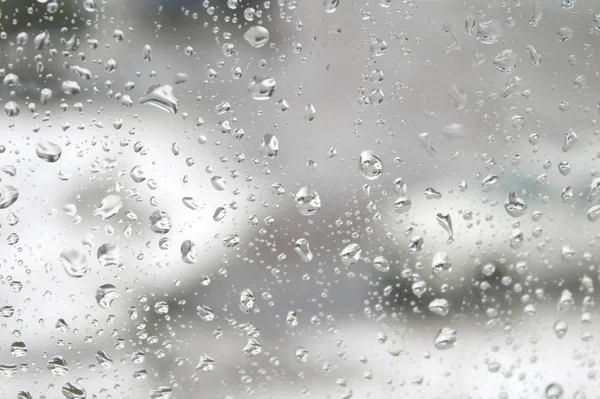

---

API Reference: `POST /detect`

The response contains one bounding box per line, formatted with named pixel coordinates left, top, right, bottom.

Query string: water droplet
left=62, top=382, right=86, bottom=399
left=557, top=289, right=574, bottom=312
left=424, top=187, right=442, bottom=199
left=440, top=123, right=469, bottom=140
left=210, top=176, right=227, bottom=191
left=529, top=3, right=543, bottom=26
left=83, top=0, right=97, bottom=12
left=369, top=39, right=387, bottom=56
left=323, top=0, right=339, bottom=13
left=61, top=81, right=81, bottom=95
left=154, top=301, right=169, bottom=314
left=525, top=44, right=542, bottom=66
left=295, top=347, right=309, bottom=362
left=197, top=305, right=215, bottom=322
left=97, top=244, right=122, bottom=268
left=95, top=284, right=119, bottom=309
left=93, top=195, right=122, bottom=220
left=505, top=192, right=527, bottom=217
left=181, top=240, right=197, bottom=264
left=340, top=243, right=361, bottom=266
left=432, top=252, right=451, bottom=278
left=260, top=134, right=279, bottom=158
left=149, top=211, right=172, bottom=234
left=476, top=19, right=503, bottom=44
left=10, top=342, right=27, bottom=358
left=412, top=280, right=427, bottom=297
left=586, top=204, right=600, bottom=222
left=294, top=238, right=313, bottom=262
left=434, top=327, right=457, bottom=350
left=394, top=197, right=412, bottom=214
left=249, top=76, right=276, bottom=100
left=240, top=289, right=256, bottom=313
left=562, top=129, right=577, bottom=152
left=554, top=320, right=568, bottom=338
left=304, top=104, right=317, bottom=121
left=95, top=350, right=113, bottom=368
left=373, top=255, right=390, bottom=272
left=358, top=150, right=383, bottom=180
left=500, top=76, right=523, bottom=98
left=429, top=298, right=450, bottom=316
left=294, top=186, right=321, bottom=216
left=213, top=207, right=227, bottom=221
left=196, top=355, right=215, bottom=371
left=60, top=248, right=88, bottom=278
left=545, top=383, right=564, bottom=399
left=139, top=84, right=178, bottom=114
left=130, top=165, right=146, bottom=183
left=481, top=175, right=500, bottom=191
left=557, top=27, right=574, bottom=42
left=587, top=178, right=600, bottom=202
left=47, top=356, right=68, bottom=376
left=243, top=26, right=270, bottom=48
left=493, top=49, right=517, bottom=73
left=243, top=338, right=262, bottom=356
left=436, top=213, right=454, bottom=243
left=223, top=234, right=240, bottom=248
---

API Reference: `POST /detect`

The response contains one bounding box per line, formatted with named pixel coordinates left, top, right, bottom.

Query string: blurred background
left=0, top=0, right=599, bottom=398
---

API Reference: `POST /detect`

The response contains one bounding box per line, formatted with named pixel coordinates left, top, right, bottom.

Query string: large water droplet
left=62, top=382, right=86, bottom=399
left=358, top=150, right=383, bottom=180
left=60, top=248, right=88, bottom=278
left=35, top=140, right=62, bottom=162
left=139, top=84, right=178, bottom=114
left=0, top=185, right=19, bottom=209
left=340, top=243, right=361, bottom=266
left=294, top=238, right=313, bottom=262
left=434, top=327, right=457, bottom=350
left=95, top=284, right=119, bottom=309
left=243, top=26, right=270, bottom=48
left=294, top=186, right=321, bottom=216
left=149, top=211, right=172, bottom=234
left=249, top=76, right=276, bottom=100
left=181, top=240, right=197, bottom=264
left=93, top=195, right=122, bottom=220
left=97, top=243, right=122, bottom=268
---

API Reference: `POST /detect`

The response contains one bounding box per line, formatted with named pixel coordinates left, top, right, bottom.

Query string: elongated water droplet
left=181, top=240, right=197, bottom=264
left=62, top=382, right=86, bottom=399
left=436, top=213, right=454, bottom=242
left=340, top=243, right=361, bottom=266
left=260, top=134, right=279, bottom=158
left=240, top=289, right=256, bottom=313
left=294, top=238, right=313, bottom=262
